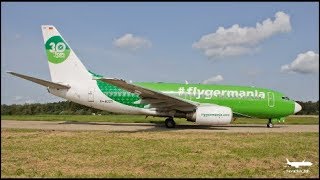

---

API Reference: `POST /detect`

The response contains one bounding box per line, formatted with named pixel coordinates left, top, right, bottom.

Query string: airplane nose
left=294, top=102, right=302, bottom=114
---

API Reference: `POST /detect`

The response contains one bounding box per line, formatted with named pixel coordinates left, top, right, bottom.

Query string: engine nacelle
left=186, top=105, right=233, bottom=125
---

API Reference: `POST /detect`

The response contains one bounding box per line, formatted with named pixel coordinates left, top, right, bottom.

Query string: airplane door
left=88, top=87, right=94, bottom=102
left=267, top=92, right=275, bottom=107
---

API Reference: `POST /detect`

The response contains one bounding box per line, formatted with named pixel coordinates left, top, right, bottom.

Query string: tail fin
left=286, top=158, right=290, bottom=163
left=41, top=25, right=91, bottom=83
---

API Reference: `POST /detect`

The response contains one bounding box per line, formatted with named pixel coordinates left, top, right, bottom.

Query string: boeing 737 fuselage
left=7, top=25, right=302, bottom=128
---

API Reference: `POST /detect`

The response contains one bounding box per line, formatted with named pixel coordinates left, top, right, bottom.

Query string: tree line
left=1, top=100, right=319, bottom=115
left=295, top=100, right=319, bottom=115
left=1, top=101, right=111, bottom=115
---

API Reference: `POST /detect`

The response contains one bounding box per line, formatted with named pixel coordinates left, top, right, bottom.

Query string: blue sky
left=1, top=2, right=319, bottom=104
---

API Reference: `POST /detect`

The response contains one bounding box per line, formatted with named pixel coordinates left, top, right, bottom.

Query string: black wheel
left=165, top=117, right=176, bottom=128
left=267, top=119, right=273, bottom=128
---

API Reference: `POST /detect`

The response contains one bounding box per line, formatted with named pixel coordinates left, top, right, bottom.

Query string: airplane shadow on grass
left=58, top=121, right=279, bottom=133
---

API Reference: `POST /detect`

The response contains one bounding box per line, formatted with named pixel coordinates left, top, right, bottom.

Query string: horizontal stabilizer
left=7, top=71, right=70, bottom=89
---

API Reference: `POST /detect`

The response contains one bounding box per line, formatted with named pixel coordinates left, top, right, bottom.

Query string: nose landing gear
left=267, top=118, right=273, bottom=128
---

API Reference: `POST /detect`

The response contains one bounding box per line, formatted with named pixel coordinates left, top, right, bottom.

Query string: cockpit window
left=282, top=96, right=290, bottom=100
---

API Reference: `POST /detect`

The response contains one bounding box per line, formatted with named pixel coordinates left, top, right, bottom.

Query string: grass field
left=1, top=115, right=319, bottom=125
left=1, top=128, right=318, bottom=178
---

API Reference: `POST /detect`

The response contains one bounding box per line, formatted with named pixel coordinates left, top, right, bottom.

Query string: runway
left=1, top=120, right=318, bottom=133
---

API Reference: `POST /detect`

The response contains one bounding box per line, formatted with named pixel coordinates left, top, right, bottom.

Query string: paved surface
left=1, top=120, right=319, bottom=133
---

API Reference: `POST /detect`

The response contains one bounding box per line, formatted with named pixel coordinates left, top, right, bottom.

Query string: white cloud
left=12, top=96, right=35, bottom=104
left=14, top=96, right=23, bottom=101
left=25, top=100, right=35, bottom=104
left=113, top=33, right=152, bottom=51
left=203, top=75, right=224, bottom=84
left=281, top=51, right=319, bottom=74
left=193, top=11, right=291, bottom=58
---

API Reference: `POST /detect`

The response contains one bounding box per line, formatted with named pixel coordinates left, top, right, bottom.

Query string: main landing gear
left=165, top=117, right=176, bottom=128
left=267, top=118, right=273, bottom=128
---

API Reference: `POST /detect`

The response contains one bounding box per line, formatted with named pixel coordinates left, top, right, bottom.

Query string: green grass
left=1, top=128, right=318, bottom=178
left=1, top=114, right=176, bottom=123
left=1, top=115, right=319, bottom=125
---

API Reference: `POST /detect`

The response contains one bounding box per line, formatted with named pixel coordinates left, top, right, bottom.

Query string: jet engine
left=186, top=105, right=233, bottom=125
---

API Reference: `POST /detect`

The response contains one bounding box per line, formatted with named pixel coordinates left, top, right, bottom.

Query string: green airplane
left=7, top=25, right=302, bottom=128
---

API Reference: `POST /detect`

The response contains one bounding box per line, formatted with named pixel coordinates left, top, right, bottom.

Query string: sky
left=1, top=2, right=319, bottom=105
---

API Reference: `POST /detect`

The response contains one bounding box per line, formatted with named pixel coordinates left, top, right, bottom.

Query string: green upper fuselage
left=135, top=82, right=295, bottom=119
left=89, top=71, right=295, bottom=119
